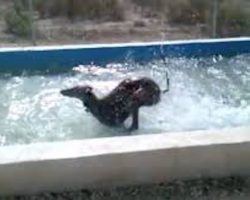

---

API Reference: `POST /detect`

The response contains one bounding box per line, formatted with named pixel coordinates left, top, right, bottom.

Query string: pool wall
left=0, top=127, right=250, bottom=195
left=0, top=37, right=250, bottom=73
left=0, top=37, right=250, bottom=196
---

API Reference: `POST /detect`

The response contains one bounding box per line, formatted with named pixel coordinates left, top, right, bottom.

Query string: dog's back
left=102, top=77, right=160, bottom=104
left=96, top=77, right=161, bottom=126
left=96, top=79, right=136, bottom=126
left=61, top=77, right=161, bottom=129
left=127, top=77, right=161, bottom=106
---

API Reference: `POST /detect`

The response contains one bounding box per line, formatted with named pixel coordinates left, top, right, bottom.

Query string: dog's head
left=60, top=85, right=93, bottom=101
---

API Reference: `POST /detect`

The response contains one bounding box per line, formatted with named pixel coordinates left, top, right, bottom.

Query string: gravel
left=1, top=176, right=250, bottom=200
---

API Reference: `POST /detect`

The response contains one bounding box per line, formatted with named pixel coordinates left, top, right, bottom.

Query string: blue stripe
left=0, top=38, right=250, bottom=73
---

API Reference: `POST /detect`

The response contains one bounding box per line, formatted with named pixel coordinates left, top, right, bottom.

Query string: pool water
left=0, top=54, right=250, bottom=146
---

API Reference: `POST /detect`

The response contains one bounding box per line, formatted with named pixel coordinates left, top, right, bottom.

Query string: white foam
left=0, top=54, right=250, bottom=146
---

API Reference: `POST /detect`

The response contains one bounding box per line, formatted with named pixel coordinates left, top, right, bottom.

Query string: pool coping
left=0, top=37, right=249, bottom=52
left=0, top=126, right=250, bottom=195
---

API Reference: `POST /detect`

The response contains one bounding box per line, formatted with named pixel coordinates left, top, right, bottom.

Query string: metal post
left=28, top=0, right=36, bottom=45
left=212, top=0, right=218, bottom=38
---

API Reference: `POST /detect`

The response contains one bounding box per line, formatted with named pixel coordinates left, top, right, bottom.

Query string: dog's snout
left=60, top=89, right=70, bottom=96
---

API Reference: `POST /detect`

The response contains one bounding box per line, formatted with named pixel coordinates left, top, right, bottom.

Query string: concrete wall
left=0, top=37, right=250, bottom=73
left=0, top=126, right=250, bottom=195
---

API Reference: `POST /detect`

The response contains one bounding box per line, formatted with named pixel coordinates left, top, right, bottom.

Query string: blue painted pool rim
left=0, top=37, right=250, bottom=73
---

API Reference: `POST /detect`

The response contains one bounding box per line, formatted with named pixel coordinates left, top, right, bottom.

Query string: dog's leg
left=128, top=107, right=139, bottom=131
left=83, top=103, right=90, bottom=112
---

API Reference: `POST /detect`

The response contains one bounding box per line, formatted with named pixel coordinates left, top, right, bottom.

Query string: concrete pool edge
left=0, top=126, right=250, bottom=195
left=0, top=37, right=249, bottom=52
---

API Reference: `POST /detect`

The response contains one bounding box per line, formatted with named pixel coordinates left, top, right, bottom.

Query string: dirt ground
left=0, top=18, right=207, bottom=47
left=2, top=176, right=250, bottom=200
left=0, top=0, right=207, bottom=47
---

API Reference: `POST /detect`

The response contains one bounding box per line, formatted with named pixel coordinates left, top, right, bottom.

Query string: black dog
left=61, top=77, right=168, bottom=131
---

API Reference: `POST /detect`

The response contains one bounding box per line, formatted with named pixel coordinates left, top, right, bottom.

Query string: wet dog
left=61, top=77, right=168, bottom=131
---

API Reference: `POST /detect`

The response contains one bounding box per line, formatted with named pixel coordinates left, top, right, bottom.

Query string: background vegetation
left=2, top=0, right=250, bottom=41
left=133, top=0, right=250, bottom=35
left=34, top=0, right=125, bottom=21
left=5, top=0, right=32, bottom=38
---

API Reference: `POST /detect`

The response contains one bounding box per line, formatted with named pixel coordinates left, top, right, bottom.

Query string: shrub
left=216, top=0, right=250, bottom=37
left=5, top=0, right=31, bottom=37
left=34, top=0, right=68, bottom=18
left=165, top=0, right=210, bottom=25
left=34, top=0, right=125, bottom=21
left=134, top=0, right=250, bottom=36
left=133, top=0, right=166, bottom=11
left=133, top=0, right=210, bottom=24
left=133, top=0, right=167, bottom=18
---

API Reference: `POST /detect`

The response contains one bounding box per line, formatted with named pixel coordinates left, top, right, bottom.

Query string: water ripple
left=1, top=54, right=250, bottom=145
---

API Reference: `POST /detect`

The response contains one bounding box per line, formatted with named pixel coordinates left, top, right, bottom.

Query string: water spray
left=160, top=43, right=170, bottom=93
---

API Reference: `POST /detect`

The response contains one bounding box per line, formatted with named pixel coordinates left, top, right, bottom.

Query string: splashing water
left=0, top=54, right=250, bottom=146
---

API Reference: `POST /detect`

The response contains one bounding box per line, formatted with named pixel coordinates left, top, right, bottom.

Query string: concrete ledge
left=0, top=126, right=250, bottom=195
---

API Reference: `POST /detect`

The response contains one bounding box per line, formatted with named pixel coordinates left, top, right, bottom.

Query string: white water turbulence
left=0, top=54, right=250, bottom=146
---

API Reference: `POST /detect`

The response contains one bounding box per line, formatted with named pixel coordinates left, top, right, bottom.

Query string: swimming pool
left=0, top=52, right=250, bottom=146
